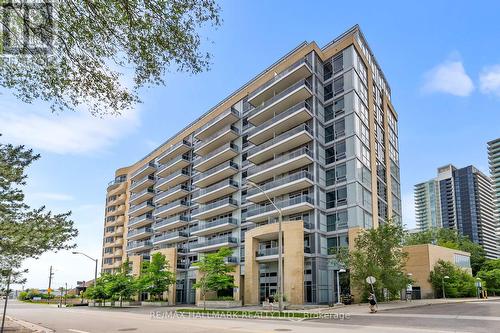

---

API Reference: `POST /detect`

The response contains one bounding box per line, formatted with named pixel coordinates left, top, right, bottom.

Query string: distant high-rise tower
left=488, top=138, right=500, bottom=256
left=415, top=164, right=499, bottom=259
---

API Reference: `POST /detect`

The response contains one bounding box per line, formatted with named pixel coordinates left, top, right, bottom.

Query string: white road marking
left=68, top=329, right=91, bottom=333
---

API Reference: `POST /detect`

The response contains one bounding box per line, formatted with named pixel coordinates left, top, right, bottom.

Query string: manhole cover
left=117, top=329, right=138, bottom=331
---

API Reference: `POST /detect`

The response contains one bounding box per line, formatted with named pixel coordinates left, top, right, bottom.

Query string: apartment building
left=488, top=138, right=500, bottom=254
left=415, top=164, right=499, bottom=259
left=101, top=25, right=402, bottom=305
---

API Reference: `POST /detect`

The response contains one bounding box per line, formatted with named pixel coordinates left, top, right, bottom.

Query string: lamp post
left=336, top=268, right=346, bottom=305
left=442, top=275, right=449, bottom=300
left=72, top=251, right=98, bottom=307
left=247, top=181, right=284, bottom=313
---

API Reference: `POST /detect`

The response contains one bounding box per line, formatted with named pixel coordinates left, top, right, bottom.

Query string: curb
left=6, top=316, right=54, bottom=333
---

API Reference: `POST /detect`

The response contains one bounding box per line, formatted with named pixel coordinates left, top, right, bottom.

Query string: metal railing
left=247, top=147, right=313, bottom=177
left=247, top=100, right=312, bottom=138
left=247, top=78, right=312, bottom=119
left=247, top=171, right=313, bottom=197
left=248, top=57, right=312, bottom=102
left=190, top=236, right=238, bottom=250
left=246, top=195, right=314, bottom=217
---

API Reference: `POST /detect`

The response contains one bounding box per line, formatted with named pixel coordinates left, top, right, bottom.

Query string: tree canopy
left=136, top=252, right=175, bottom=301
left=0, top=136, right=78, bottom=275
left=0, top=0, right=221, bottom=115
left=429, top=260, right=476, bottom=298
left=476, top=259, right=500, bottom=295
left=405, top=228, right=486, bottom=274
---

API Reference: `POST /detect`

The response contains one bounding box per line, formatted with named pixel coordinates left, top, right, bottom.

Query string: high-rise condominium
left=488, top=138, right=500, bottom=254
left=101, top=25, right=401, bottom=305
left=415, top=164, right=499, bottom=259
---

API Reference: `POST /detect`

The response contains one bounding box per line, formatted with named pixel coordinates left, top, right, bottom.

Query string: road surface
left=3, top=299, right=500, bottom=332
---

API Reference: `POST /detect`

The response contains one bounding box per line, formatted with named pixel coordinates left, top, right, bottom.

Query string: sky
left=1, top=0, right=500, bottom=288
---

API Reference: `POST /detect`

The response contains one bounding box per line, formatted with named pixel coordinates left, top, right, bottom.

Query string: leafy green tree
left=103, top=261, right=136, bottom=307
left=83, top=276, right=109, bottom=304
left=0, top=0, right=221, bottom=115
left=405, top=228, right=486, bottom=274
left=0, top=137, right=78, bottom=278
left=429, top=260, right=476, bottom=298
left=339, top=221, right=411, bottom=301
left=136, top=253, right=175, bottom=302
left=193, top=247, right=235, bottom=310
left=476, top=259, right=500, bottom=295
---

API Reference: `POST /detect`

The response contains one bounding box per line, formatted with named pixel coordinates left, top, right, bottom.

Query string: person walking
left=368, top=292, right=377, bottom=313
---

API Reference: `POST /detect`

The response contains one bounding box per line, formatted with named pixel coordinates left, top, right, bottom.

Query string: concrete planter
left=196, top=300, right=242, bottom=308
left=141, top=301, right=170, bottom=307
left=121, top=301, right=142, bottom=307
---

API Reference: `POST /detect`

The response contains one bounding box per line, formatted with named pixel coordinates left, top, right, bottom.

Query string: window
left=333, top=54, right=343, bottom=73
left=334, top=119, right=345, bottom=139
left=327, top=233, right=348, bottom=253
left=334, top=76, right=344, bottom=95
left=326, top=186, right=347, bottom=209
left=324, top=84, right=333, bottom=101
left=326, top=163, right=347, bottom=186
left=323, top=61, right=332, bottom=81
left=327, top=210, right=348, bottom=231
left=324, top=104, right=333, bottom=122
left=334, top=97, right=344, bottom=116
left=454, top=254, right=471, bottom=268
left=325, top=124, right=334, bottom=143
left=104, top=247, right=113, bottom=254
left=325, top=141, right=346, bottom=164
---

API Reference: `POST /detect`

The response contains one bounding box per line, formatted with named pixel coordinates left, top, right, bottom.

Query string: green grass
left=176, top=308, right=312, bottom=318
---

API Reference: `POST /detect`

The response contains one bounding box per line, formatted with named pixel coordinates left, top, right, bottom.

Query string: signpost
left=366, top=276, right=377, bottom=300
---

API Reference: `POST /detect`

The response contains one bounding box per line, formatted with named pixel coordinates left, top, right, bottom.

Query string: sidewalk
left=1, top=316, right=52, bottom=333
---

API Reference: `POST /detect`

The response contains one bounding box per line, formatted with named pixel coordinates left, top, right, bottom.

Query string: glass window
left=334, top=76, right=344, bottom=95
left=324, top=61, right=332, bottom=81
left=334, top=97, right=344, bottom=116
left=324, top=84, right=333, bottom=101
left=326, top=163, right=346, bottom=186
left=327, top=210, right=348, bottom=231
left=324, top=104, right=333, bottom=122
left=325, top=124, right=334, bottom=143
left=333, top=54, right=343, bottom=73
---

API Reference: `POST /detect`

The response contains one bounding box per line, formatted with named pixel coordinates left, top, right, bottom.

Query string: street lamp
left=72, top=251, right=98, bottom=306
left=247, top=180, right=284, bottom=313
left=336, top=268, right=346, bottom=305
left=442, top=275, right=450, bottom=300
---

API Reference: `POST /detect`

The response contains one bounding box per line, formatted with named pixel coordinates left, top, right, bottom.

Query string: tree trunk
left=203, top=291, right=206, bottom=311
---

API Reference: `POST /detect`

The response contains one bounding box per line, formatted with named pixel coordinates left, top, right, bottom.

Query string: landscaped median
left=170, top=308, right=350, bottom=321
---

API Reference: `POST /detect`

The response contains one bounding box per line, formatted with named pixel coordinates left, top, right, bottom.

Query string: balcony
left=255, top=247, right=282, bottom=262
left=247, top=101, right=312, bottom=145
left=247, top=147, right=313, bottom=183
left=153, top=199, right=190, bottom=218
left=190, top=217, right=238, bottom=237
left=153, top=231, right=188, bottom=245
left=106, top=204, right=125, bottom=216
left=153, top=215, right=190, bottom=232
left=247, top=171, right=314, bottom=203
left=129, top=188, right=155, bottom=205
left=190, top=236, right=238, bottom=252
left=126, top=240, right=153, bottom=252
left=193, top=143, right=239, bottom=172
left=157, top=140, right=192, bottom=164
left=248, top=57, right=312, bottom=107
left=154, top=169, right=190, bottom=191
left=194, top=125, right=239, bottom=156
left=128, top=213, right=154, bottom=229
left=108, top=193, right=126, bottom=206
left=191, top=197, right=238, bottom=220
left=157, top=155, right=191, bottom=177
left=130, top=175, right=155, bottom=193
left=154, top=184, right=191, bottom=205
left=130, top=161, right=156, bottom=181
left=195, top=108, right=240, bottom=140
left=107, top=178, right=126, bottom=191
left=127, top=227, right=153, bottom=241
left=192, top=161, right=239, bottom=188
left=247, top=124, right=313, bottom=165
left=193, top=179, right=239, bottom=204
left=128, top=201, right=154, bottom=218
left=247, top=78, right=312, bottom=126
left=246, top=195, right=314, bottom=223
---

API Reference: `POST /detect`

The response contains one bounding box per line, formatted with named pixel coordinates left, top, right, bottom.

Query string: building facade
left=415, top=164, right=499, bottom=259
left=101, top=25, right=401, bottom=305
left=488, top=138, right=500, bottom=254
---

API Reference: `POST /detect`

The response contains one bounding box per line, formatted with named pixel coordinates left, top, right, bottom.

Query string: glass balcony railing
left=126, top=240, right=152, bottom=251
left=193, top=143, right=239, bottom=167
left=192, top=179, right=239, bottom=199
left=247, top=124, right=313, bottom=157
left=247, top=101, right=312, bottom=138
left=157, top=140, right=192, bottom=161
left=127, top=227, right=153, bottom=238
left=247, top=147, right=313, bottom=177
left=130, top=188, right=155, bottom=201
left=190, top=236, right=238, bottom=250
left=192, top=198, right=238, bottom=216
left=130, top=175, right=155, bottom=191
left=130, top=161, right=156, bottom=179
left=190, top=217, right=238, bottom=233
left=129, top=201, right=154, bottom=215
left=128, top=213, right=153, bottom=228
left=153, top=231, right=188, bottom=243
left=155, top=169, right=189, bottom=188
left=195, top=108, right=240, bottom=137
left=195, top=125, right=239, bottom=147
left=247, top=78, right=312, bottom=119
left=153, top=215, right=190, bottom=231
left=256, top=247, right=280, bottom=257
left=155, top=184, right=191, bottom=202
left=153, top=199, right=190, bottom=216
left=246, top=195, right=314, bottom=218
left=248, top=57, right=312, bottom=103
left=247, top=171, right=313, bottom=197
left=157, top=155, right=190, bottom=174
left=192, top=161, right=239, bottom=183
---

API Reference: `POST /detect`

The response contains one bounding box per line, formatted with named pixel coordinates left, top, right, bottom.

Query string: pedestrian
left=368, top=292, right=377, bottom=313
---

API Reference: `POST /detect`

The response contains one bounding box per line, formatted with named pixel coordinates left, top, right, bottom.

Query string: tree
left=192, top=247, right=235, bottom=310
left=476, top=259, right=500, bottom=295
left=83, top=276, right=109, bottom=304
left=0, top=0, right=221, bottom=115
left=0, top=137, right=78, bottom=277
left=136, top=253, right=175, bottom=302
left=429, top=260, right=476, bottom=298
left=103, top=261, right=136, bottom=307
left=339, top=221, right=410, bottom=301
left=405, top=228, right=486, bottom=275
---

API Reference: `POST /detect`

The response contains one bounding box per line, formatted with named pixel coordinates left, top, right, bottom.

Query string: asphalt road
left=2, top=299, right=500, bottom=333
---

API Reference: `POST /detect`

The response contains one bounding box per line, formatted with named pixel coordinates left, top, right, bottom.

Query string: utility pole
left=1, top=269, right=11, bottom=333
left=65, top=283, right=68, bottom=306
left=47, top=266, right=54, bottom=304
